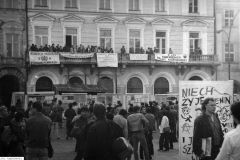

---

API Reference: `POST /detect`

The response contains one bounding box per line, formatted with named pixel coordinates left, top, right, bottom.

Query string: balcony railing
left=30, top=51, right=219, bottom=65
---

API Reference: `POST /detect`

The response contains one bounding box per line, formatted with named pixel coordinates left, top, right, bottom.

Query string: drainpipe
left=24, top=0, right=29, bottom=94
left=213, top=0, right=218, bottom=80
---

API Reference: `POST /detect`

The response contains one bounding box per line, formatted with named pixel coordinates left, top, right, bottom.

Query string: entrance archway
left=36, top=76, right=54, bottom=91
left=0, top=75, right=20, bottom=107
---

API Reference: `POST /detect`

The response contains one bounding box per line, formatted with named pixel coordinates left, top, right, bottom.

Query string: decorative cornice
left=60, top=14, right=85, bottom=22
left=94, top=16, right=119, bottom=23
left=29, top=12, right=56, bottom=22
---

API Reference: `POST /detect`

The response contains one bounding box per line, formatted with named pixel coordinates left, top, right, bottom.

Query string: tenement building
left=27, top=0, right=218, bottom=106
left=0, top=0, right=27, bottom=107
left=216, top=0, right=240, bottom=94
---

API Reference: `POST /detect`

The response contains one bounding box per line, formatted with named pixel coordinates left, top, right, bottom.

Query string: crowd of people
left=29, top=44, right=115, bottom=53
left=29, top=43, right=179, bottom=55
left=1, top=97, right=240, bottom=160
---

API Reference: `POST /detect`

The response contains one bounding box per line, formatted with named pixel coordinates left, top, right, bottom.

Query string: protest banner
left=29, top=51, right=60, bottom=64
left=97, top=53, right=118, bottom=67
left=129, top=54, right=148, bottom=60
left=60, top=53, right=94, bottom=58
left=179, top=81, right=234, bottom=160
left=155, top=53, right=189, bottom=62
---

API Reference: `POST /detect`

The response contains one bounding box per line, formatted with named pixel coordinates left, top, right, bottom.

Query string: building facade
left=216, top=0, right=240, bottom=93
left=27, top=0, right=218, bottom=105
left=0, top=0, right=27, bottom=107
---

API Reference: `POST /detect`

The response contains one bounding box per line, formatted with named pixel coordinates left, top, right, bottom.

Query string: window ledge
left=65, top=7, right=78, bottom=10
left=223, top=61, right=238, bottom=64
left=34, top=5, right=49, bottom=8
left=188, top=12, right=200, bottom=15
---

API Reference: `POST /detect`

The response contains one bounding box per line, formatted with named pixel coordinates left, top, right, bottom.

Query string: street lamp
left=217, top=29, right=231, bottom=80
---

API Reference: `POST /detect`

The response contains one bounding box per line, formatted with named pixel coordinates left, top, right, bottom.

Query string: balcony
left=29, top=52, right=220, bottom=66
left=0, top=56, right=25, bottom=67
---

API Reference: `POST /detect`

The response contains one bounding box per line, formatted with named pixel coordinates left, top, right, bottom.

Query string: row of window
left=33, top=0, right=199, bottom=14
left=34, top=26, right=204, bottom=55
left=2, top=29, right=234, bottom=62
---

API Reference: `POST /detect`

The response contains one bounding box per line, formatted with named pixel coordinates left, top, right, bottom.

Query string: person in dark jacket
left=193, top=98, right=224, bottom=160
left=85, top=103, right=123, bottom=160
left=64, top=103, right=76, bottom=140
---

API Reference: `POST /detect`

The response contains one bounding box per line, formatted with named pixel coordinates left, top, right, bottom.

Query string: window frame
left=224, top=10, right=234, bottom=27
left=189, top=32, right=201, bottom=55
left=155, top=0, right=165, bottom=12
left=224, top=43, right=234, bottom=62
left=34, top=26, right=49, bottom=47
left=99, top=28, right=112, bottom=50
left=34, top=0, right=48, bottom=7
left=129, top=29, right=141, bottom=54
left=6, top=33, right=20, bottom=57
left=127, top=77, right=143, bottom=94
left=65, top=0, right=78, bottom=8
left=65, top=27, right=78, bottom=47
left=99, top=0, right=111, bottom=10
left=129, top=0, right=140, bottom=11
left=155, top=31, right=167, bottom=54
left=189, top=0, right=198, bottom=13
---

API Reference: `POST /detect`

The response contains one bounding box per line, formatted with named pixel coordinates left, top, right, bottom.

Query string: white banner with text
left=179, top=81, right=233, bottom=160
left=29, top=52, right=60, bottom=64
left=97, top=53, right=118, bottom=67
left=155, top=54, right=189, bottom=62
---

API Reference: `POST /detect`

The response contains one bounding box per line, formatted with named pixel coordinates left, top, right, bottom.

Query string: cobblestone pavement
left=51, top=126, right=179, bottom=160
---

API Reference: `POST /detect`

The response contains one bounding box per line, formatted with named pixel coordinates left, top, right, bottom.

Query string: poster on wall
left=97, top=53, right=118, bottom=67
left=129, top=54, right=148, bottom=60
left=179, top=81, right=234, bottom=160
left=29, top=51, right=60, bottom=64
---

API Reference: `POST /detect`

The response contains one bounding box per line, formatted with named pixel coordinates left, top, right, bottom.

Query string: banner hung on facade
left=155, top=54, right=189, bottom=62
left=129, top=54, right=148, bottom=60
left=29, top=52, right=60, bottom=64
left=60, top=53, right=94, bottom=59
left=179, top=81, right=234, bottom=160
left=97, top=53, right=118, bottom=67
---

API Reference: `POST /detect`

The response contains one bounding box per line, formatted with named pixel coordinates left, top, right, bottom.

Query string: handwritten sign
left=129, top=54, right=148, bottom=60
left=179, top=81, right=233, bottom=160
left=29, top=51, right=60, bottom=64
left=97, top=53, right=118, bottom=67
left=155, top=53, right=189, bottom=62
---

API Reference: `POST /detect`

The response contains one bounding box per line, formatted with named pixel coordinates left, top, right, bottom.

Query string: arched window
left=189, top=76, right=202, bottom=81
left=154, top=77, right=169, bottom=94
left=127, top=77, right=143, bottom=93
left=97, top=77, right=114, bottom=93
left=68, top=77, right=83, bottom=86
left=36, top=76, right=53, bottom=91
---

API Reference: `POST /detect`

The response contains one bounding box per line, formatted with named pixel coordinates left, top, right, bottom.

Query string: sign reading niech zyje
left=29, top=51, right=60, bottom=64
left=97, top=53, right=118, bottom=67
left=179, top=81, right=234, bottom=160
left=155, top=53, right=189, bottom=62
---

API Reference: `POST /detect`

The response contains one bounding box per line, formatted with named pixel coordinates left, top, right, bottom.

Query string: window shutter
left=183, top=31, right=189, bottom=55
left=201, top=32, right=207, bottom=55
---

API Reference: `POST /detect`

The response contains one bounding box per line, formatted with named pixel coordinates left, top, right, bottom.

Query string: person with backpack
left=85, top=103, right=123, bottom=160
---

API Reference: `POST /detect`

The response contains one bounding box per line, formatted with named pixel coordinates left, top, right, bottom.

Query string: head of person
left=15, top=111, right=24, bottom=122
left=32, top=101, right=43, bottom=114
left=141, top=106, right=146, bottom=114
left=58, top=100, right=62, bottom=106
left=80, top=107, right=89, bottom=116
left=93, top=103, right=106, bottom=119
left=119, top=109, right=128, bottom=118
left=230, top=102, right=240, bottom=124
left=133, top=106, right=140, bottom=113
left=0, top=105, right=8, bottom=118
left=201, top=98, right=216, bottom=115
left=146, top=107, right=152, bottom=113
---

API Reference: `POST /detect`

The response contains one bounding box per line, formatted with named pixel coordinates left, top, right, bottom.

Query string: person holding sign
left=215, top=102, right=240, bottom=160
left=193, top=98, right=223, bottom=160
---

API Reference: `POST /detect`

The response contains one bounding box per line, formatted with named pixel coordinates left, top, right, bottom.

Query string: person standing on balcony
left=121, top=46, right=126, bottom=54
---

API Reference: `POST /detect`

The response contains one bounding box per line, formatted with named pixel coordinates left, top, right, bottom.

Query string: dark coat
left=85, top=119, right=123, bottom=160
left=193, top=113, right=224, bottom=157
